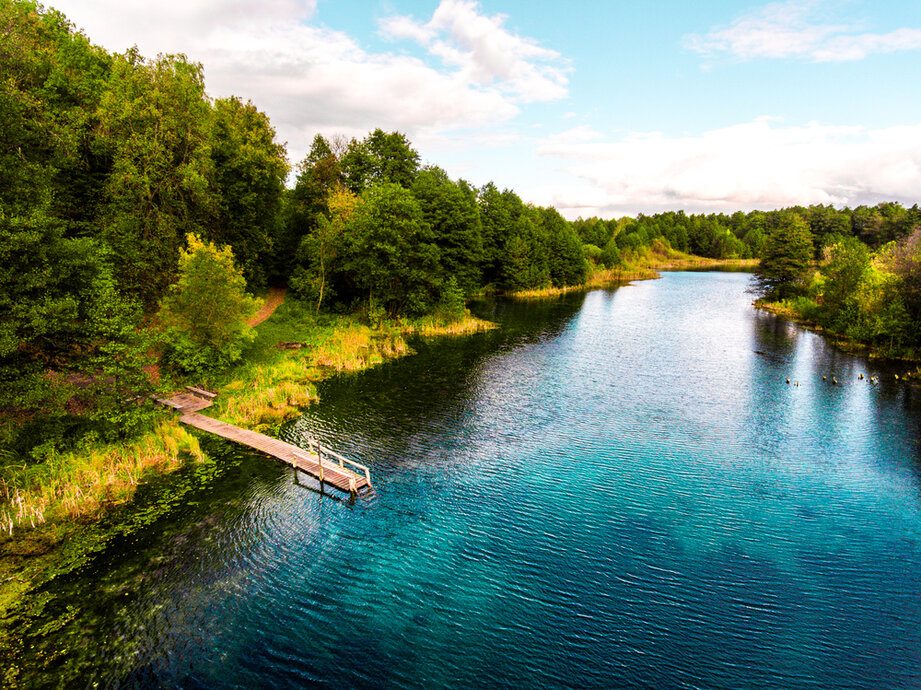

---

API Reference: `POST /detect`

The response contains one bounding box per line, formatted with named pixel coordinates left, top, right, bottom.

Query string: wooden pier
left=156, top=388, right=372, bottom=495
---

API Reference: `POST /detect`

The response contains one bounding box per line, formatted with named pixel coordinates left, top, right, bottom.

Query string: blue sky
left=51, top=0, right=921, bottom=218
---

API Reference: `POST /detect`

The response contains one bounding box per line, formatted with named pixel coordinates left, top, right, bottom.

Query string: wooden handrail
left=307, top=438, right=372, bottom=484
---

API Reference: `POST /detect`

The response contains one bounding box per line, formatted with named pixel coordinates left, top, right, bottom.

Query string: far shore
left=511, top=256, right=759, bottom=300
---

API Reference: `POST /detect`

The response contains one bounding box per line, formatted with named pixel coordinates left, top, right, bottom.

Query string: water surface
left=22, top=272, right=921, bottom=687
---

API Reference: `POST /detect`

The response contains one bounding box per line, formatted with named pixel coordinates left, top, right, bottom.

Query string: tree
left=0, top=214, right=152, bottom=449
left=157, top=234, right=259, bottom=376
left=340, top=129, right=419, bottom=194
left=600, top=237, right=621, bottom=268
left=96, top=50, right=215, bottom=302
left=340, top=183, right=439, bottom=316
left=539, top=206, right=586, bottom=287
left=754, top=212, right=814, bottom=299
left=411, top=167, right=483, bottom=296
left=821, top=235, right=869, bottom=319
left=478, top=183, right=517, bottom=287
left=209, top=96, right=288, bottom=288
left=291, top=185, right=357, bottom=312
left=274, top=135, right=343, bottom=281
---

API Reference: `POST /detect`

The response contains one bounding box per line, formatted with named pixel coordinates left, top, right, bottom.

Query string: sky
left=49, top=0, right=921, bottom=219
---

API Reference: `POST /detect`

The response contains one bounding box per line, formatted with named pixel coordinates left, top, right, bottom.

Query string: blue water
left=28, top=272, right=921, bottom=687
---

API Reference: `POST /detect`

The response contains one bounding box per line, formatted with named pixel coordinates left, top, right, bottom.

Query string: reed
left=0, top=422, right=203, bottom=535
left=402, top=311, right=496, bottom=336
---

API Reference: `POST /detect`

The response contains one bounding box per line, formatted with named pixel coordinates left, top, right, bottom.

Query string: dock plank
left=179, top=411, right=370, bottom=493
left=157, top=389, right=371, bottom=494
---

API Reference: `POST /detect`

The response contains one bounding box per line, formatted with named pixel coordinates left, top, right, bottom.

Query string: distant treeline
left=572, top=203, right=921, bottom=266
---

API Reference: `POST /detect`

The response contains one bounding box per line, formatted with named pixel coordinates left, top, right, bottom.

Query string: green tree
left=340, top=183, right=439, bottom=316
left=820, top=235, right=869, bottom=322
left=275, top=135, right=344, bottom=281
left=755, top=212, right=814, bottom=299
left=478, top=183, right=522, bottom=287
left=209, top=96, right=288, bottom=288
left=157, top=234, right=259, bottom=376
left=600, top=237, right=622, bottom=268
left=539, top=207, right=586, bottom=287
left=0, top=214, right=151, bottom=448
left=96, top=50, right=214, bottom=301
left=291, top=186, right=357, bottom=312
left=340, top=129, right=419, bottom=194
left=411, top=166, right=483, bottom=296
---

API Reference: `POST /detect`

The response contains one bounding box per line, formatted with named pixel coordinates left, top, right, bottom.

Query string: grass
left=1, top=295, right=497, bottom=542
left=0, top=421, right=202, bottom=536
left=399, top=310, right=496, bottom=336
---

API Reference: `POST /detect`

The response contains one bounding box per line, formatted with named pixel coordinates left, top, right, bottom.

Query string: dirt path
left=248, top=286, right=286, bottom=327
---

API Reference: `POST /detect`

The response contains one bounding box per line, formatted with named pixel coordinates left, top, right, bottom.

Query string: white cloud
left=533, top=119, right=921, bottom=217
left=379, top=0, right=570, bottom=102
left=684, top=0, right=921, bottom=62
left=52, top=0, right=567, bottom=164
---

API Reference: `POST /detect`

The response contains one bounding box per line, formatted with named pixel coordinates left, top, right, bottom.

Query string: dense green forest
left=3, top=0, right=921, bottom=462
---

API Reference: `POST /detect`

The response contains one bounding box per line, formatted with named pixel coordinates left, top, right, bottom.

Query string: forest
left=3, top=0, right=921, bottom=465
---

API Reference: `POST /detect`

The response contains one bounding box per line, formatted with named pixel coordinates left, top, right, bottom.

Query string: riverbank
left=0, top=298, right=493, bottom=642
left=512, top=243, right=758, bottom=300
left=756, top=297, right=921, bottom=373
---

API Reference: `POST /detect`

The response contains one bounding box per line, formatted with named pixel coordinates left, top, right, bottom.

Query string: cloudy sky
left=50, top=0, right=921, bottom=218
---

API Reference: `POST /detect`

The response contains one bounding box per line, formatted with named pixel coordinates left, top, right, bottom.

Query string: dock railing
left=307, top=438, right=372, bottom=485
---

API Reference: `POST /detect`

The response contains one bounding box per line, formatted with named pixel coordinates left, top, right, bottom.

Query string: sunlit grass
left=0, top=421, right=202, bottom=535
left=400, top=310, right=496, bottom=336
left=0, top=296, right=491, bottom=538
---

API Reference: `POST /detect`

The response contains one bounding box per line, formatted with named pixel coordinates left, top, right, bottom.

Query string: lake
left=18, top=271, right=921, bottom=687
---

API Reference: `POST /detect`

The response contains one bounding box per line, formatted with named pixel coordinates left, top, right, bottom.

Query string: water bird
left=786, top=378, right=790, bottom=384
left=859, top=373, right=864, bottom=380
left=832, top=377, right=838, bottom=385
left=823, top=376, right=827, bottom=381
left=895, top=374, right=900, bottom=380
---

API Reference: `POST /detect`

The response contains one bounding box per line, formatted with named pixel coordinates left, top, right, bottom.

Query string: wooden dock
left=156, top=388, right=372, bottom=495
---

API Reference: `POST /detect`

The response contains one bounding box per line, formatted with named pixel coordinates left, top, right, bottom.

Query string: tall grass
left=0, top=422, right=202, bottom=535
left=400, top=311, right=495, bottom=336
left=0, top=297, right=488, bottom=537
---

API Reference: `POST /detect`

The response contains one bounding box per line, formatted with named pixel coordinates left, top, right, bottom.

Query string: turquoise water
left=21, top=272, right=921, bottom=687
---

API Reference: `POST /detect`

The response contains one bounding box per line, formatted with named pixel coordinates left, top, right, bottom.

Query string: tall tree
left=411, top=167, right=483, bottom=296
left=209, top=96, right=288, bottom=288
left=340, top=183, right=439, bottom=316
left=291, top=185, right=357, bottom=312
left=340, top=129, right=419, bottom=194
left=539, top=207, right=587, bottom=287
left=96, top=50, right=214, bottom=301
left=755, top=212, right=814, bottom=299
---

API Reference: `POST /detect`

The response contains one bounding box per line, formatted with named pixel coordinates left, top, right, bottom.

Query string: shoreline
left=755, top=299, right=921, bottom=369
left=0, top=302, right=494, bottom=638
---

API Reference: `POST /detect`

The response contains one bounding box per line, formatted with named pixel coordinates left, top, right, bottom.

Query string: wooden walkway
left=156, top=388, right=371, bottom=495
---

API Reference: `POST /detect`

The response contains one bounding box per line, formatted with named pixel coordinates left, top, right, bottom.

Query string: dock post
left=349, top=476, right=357, bottom=495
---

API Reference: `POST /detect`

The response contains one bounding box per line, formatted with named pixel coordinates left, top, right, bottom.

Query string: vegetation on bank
left=752, top=212, right=921, bottom=360
left=0, top=291, right=492, bottom=650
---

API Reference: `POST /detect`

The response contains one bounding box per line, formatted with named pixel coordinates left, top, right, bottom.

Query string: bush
left=157, top=234, right=259, bottom=377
